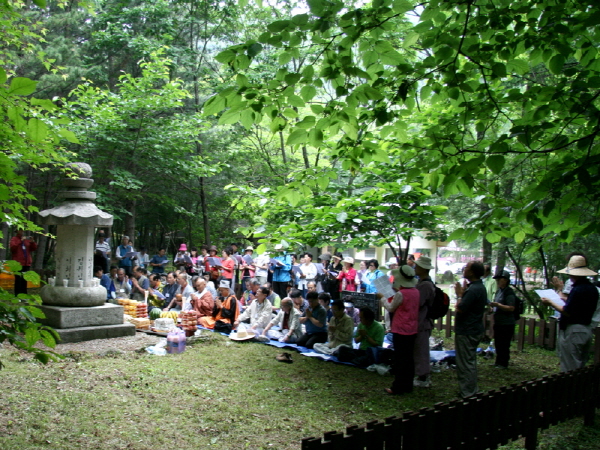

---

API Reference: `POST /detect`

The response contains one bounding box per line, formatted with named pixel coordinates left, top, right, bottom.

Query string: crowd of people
left=10, top=228, right=599, bottom=399
left=91, top=236, right=600, bottom=397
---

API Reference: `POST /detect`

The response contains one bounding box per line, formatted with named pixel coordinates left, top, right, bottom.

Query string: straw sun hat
left=557, top=255, right=597, bottom=276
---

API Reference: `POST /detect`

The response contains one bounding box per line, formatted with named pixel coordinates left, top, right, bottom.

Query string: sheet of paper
left=183, top=255, right=194, bottom=264
left=269, top=258, right=284, bottom=266
left=123, top=251, right=138, bottom=259
left=208, top=257, right=222, bottom=267
left=315, top=263, right=324, bottom=274
left=535, top=289, right=565, bottom=307
left=374, top=276, right=395, bottom=298
left=243, top=255, right=254, bottom=265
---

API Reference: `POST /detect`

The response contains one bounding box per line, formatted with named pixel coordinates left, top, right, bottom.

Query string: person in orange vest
left=10, top=229, right=38, bottom=296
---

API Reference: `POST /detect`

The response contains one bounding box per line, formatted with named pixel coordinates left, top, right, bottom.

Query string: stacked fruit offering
left=136, top=302, right=148, bottom=319
left=179, top=311, right=198, bottom=333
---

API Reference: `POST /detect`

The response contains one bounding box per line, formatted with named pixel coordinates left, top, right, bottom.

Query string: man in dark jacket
left=454, top=260, right=488, bottom=398
left=490, top=270, right=516, bottom=369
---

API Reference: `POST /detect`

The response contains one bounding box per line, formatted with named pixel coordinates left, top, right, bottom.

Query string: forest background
left=2, top=0, right=600, bottom=303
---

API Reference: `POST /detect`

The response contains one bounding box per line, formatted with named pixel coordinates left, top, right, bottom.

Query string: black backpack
left=426, top=282, right=450, bottom=320
left=513, top=295, right=524, bottom=320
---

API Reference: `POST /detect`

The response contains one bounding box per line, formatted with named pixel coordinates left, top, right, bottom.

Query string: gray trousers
left=414, top=328, right=431, bottom=377
left=558, top=324, right=593, bottom=372
left=456, top=333, right=483, bottom=398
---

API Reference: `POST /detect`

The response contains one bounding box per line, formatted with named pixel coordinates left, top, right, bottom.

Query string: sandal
left=276, top=352, right=293, bottom=363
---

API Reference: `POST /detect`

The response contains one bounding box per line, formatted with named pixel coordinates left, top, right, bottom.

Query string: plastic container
left=178, top=329, right=186, bottom=353
left=166, top=328, right=180, bottom=354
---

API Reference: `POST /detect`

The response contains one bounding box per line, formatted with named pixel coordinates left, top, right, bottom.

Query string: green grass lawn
left=0, top=331, right=598, bottom=450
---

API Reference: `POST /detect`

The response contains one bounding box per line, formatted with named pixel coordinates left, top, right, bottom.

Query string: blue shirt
left=364, top=270, right=385, bottom=294
left=305, top=304, right=328, bottom=334
left=99, top=274, right=114, bottom=300
left=118, top=245, right=134, bottom=267
left=150, top=254, right=168, bottom=273
left=271, top=254, right=292, bottom=282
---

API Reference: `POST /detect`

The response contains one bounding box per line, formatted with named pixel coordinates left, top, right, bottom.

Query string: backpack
left=426, top=281, right=450, bottom=320
left=513, top=295, right=524, bottom=320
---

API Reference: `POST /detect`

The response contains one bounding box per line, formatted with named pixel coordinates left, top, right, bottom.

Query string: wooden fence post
left=547, top=318, right=557, bottom=349
left=527, top=318, right=536, bottom=345
left=517, top=317, right=526, bottom=352
left=594, top=327, right=600, bottom=364
left=445, top=310, right=453, bottom=338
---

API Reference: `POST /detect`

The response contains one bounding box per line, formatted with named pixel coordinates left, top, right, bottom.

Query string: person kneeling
left=313, top=300, right=354, bottom=355
left=261, top=297, right=302, bottom=342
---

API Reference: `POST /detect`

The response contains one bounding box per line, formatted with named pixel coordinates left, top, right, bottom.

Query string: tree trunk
left=33, top=226, right=48, bottom=272
left=0, top=221, right=8, bottom=260
left=33, top=171, right=54, bottom=271
left=125, top=199, right=136, bottom=245
left=301, top=145, right=310, bottom=169
left=482, top=236, right=492, bottom=265
left=494, top=238, right=508, bottom=277
left=279, top=131, right=287, bottom=164
left=403, top=235, right=411, bottom=265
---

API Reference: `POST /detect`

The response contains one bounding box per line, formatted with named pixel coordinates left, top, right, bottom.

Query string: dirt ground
left=34, top=331, right=163, bottom=355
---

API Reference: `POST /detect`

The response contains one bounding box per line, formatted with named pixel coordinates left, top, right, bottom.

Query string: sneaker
left=413, top=376, right=432, bottom=388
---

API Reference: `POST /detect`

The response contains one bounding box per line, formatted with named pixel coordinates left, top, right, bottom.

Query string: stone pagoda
left=38, top=162, right=135, bottom=343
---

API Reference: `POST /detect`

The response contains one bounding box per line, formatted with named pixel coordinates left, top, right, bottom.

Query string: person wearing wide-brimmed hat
left=489, top=270, right=517, bottom=369
left=382, top=265, right=420, bottom=395
left=541, top=255, right=599, bottom=372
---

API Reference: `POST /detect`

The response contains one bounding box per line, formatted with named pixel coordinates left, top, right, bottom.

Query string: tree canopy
left=0, top=0, right=599, bottom=286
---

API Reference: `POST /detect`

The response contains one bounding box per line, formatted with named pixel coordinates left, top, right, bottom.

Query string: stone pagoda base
left=38, top=304, right=136, bottom=343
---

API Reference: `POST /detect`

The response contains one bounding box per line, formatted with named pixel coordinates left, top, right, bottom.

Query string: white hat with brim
left=229, top=328, right=256, bottom=341
left=557, top=255, right=597, bottom=276
left=415, top=256, right=434, bottom=270
left=391, top=265, right=418, bottom=289
left=219, top=280, right=231, bottom=289
left=343, top=256, right=354, bottom=265
left=384, top=257, right=399, bottom=269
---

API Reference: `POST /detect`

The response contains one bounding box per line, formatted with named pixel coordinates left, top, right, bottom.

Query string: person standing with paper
left=489, top=270, right=516, bottom=369
left=541, top=255, right=598, bottom=372
left=382, top=265, right=420, bottom=395
left=116, top=235, right=135, bottom=277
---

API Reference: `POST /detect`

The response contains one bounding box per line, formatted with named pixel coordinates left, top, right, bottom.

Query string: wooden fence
left=301, top=364, right=600, bottom=450
left=432, top=311, right=600, bottom=362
